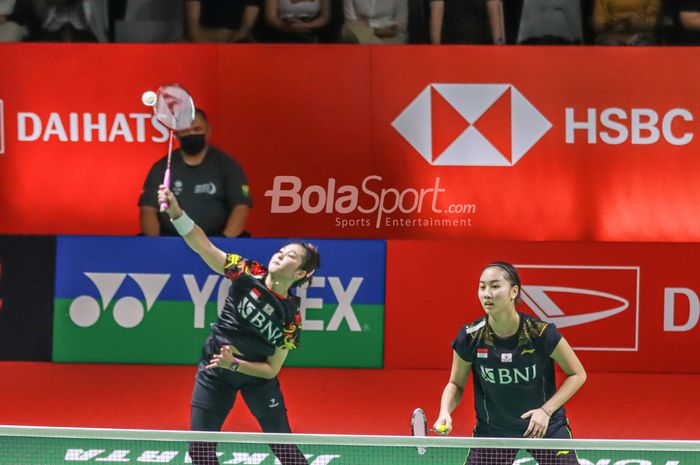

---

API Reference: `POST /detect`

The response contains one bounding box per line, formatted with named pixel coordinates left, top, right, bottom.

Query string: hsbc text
left=565, top=108, right=693, bottom=145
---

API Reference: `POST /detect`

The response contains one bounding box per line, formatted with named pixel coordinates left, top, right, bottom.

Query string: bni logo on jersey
left=515, top=265, right=640, bottom=351
left=392, top=84, right=552, bottom=166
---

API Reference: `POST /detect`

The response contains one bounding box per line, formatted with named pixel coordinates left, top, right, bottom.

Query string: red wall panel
left=385, top=240, right=700, bottom=373
left=2, top=45, right=700, bottom=241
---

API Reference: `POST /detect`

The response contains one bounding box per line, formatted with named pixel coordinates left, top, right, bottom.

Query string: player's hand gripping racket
left=141, top=84, right=195, bottom=211
left=411, top=408, right=446, bottom=455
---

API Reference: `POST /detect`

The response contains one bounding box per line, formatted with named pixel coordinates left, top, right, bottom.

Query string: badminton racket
left=411, top=407, right=446, bottom=455
left=142, top=84, right=195, bottom=211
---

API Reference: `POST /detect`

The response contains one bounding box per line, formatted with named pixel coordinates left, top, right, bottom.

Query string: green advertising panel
left=1, top=435, right=697, bottom=465
left=53, top=237, right=385, bottom=367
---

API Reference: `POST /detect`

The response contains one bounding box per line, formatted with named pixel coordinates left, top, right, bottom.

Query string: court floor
left=0, top=362, right=697, bottom=439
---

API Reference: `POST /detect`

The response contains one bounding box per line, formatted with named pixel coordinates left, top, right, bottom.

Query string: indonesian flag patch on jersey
left=477, top=348, right=488, bottom=359
left=248, top=288, right=261, bottom=301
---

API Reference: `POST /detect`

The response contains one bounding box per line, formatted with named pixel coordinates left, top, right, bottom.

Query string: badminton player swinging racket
left=434, top=262, right=587, bottom=465
left=158, top=186, right=320, bottom=465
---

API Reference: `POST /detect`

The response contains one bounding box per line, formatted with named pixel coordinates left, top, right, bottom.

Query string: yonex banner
left=385, top=240, right=700, bottom=373
left=53, top=236, right=385, bottom=367
left=2, top=44, right=700, bottom=242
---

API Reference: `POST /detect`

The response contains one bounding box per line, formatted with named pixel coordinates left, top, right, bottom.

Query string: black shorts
left=188, top=338, right=307, bottom=464
left=465, top=422, right=578, bottom=465
left=191, top=340, right=292, bottom=434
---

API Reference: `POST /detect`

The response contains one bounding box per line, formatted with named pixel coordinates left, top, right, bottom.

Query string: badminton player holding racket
left=434, top=262, right=586, bottom=465
left=158, top=186, right=319, bottom=465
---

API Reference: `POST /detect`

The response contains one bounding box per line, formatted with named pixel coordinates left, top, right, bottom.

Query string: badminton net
left=0, top=425, right=698, bottom=465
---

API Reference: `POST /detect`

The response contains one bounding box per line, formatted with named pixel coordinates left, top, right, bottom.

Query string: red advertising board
left=1, top=44, right=700, bottom=242
left=0, top=44, right=219, bottom=234
left=385, top=240, right=700, bottom=373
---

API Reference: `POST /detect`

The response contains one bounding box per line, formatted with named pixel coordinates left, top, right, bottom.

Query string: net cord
left=0, top=426, right=699, bottom=452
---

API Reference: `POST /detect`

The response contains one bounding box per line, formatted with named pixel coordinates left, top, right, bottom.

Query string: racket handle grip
left=160, top=169, right=171, bottom=211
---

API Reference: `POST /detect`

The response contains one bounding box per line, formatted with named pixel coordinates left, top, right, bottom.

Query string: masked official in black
left=139, top=108, right=253, bottom=238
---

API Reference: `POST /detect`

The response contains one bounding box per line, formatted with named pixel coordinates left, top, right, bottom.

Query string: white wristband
left=171, top=211, right=195, bottom=236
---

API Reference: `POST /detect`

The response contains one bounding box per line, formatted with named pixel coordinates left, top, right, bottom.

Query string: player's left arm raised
left=158, top=185, right=227, bottom=274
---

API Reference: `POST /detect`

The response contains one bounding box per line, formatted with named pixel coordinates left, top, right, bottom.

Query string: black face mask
left=179, top=134, right=206, bottom=155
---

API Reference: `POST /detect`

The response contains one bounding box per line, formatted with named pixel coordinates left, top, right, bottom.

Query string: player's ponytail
left=289, top=242, right=320, bottom=288
left=485, top=261, right=522, bottom=305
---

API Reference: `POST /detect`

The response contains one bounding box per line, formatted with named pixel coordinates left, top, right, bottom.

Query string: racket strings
left=411, top=408, right=429, bottom=455
left=411, top=409, right=428, bottom=436
left=414, top=417, right=427, bottom=436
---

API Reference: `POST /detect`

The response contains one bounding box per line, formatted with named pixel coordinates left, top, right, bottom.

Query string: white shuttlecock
left=141, top=90, right=157, bottom=107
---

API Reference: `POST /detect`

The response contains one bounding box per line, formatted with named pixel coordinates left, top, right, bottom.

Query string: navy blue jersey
left=452, top=312, right=566, bottom=437
left=209, top=254, right=302, bottom=362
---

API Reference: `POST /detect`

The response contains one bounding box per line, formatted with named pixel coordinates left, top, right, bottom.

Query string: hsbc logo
left=516, top=265, right=640, bottom=351
left=0, top=99, right=5, bottom=155
left=392, top=84, right=552, bottom=166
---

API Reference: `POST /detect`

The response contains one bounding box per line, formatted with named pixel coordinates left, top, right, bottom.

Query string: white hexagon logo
left=392, top=84, right=552, bottom=166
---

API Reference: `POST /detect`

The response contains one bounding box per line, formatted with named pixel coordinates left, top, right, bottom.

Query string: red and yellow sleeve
left=224, top=254, right=245, bottom=280
left=281, top=311, right=302, bottom=350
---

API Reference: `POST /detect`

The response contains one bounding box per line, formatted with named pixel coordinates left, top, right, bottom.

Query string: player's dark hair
left=195, top=108, right=208, bottom=122
left=288, top=242, right=320, bottom=288
left=485, top=261, right=522, bottom=305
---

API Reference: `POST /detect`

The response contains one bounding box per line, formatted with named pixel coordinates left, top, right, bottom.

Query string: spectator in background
left=516, top=0, right=583, bottom=44
left=0, top=0, right=28, bottom=41
left=139, top=109, right=253, bottom=238
left=30, top=0, right=109, bottom=42
left=501, top=0, right=522, bottom=43
left=429, top=0, right=505, bottom=44
left=263, top=0, right=332, bottom=42
left=341, top=0, right=408, bottom=43
left=674, top=0, right=700, bottom=44
left=185, top=0, right=261, bottom=42
left=592, top=0, right=660, bottom=44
